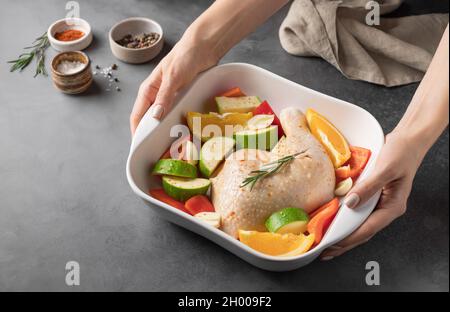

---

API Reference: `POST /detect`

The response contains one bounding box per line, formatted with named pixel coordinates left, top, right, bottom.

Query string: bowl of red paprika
left=48, top=17, right=93, bottom=52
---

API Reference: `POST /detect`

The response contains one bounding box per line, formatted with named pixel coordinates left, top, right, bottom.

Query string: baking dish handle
left=130, top=108, right=161, bottom=154
left=318, top=191, right=381, bottom=249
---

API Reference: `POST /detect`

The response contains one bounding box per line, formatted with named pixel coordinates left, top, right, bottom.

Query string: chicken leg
left=210, top=107, right=335, bottom=238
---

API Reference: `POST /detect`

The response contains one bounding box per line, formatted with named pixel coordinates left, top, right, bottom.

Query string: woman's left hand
left=320, top=131, right=424, bottom=260
left=321, top=25, right=448, bottom=260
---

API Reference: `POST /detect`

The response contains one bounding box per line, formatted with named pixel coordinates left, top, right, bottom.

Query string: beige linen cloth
left=279, top=0, right=448, bottom=86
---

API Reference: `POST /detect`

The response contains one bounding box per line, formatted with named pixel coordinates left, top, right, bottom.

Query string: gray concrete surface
left=0, top=0, right=448, bottom=292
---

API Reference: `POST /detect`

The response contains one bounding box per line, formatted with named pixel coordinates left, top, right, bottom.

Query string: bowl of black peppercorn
left=109, top=17, right=164, bottom=64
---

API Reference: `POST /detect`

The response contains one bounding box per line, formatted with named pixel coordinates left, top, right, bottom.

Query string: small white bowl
left=109, top=17, right=164, bottom=64
left=48, top=18, right=93, bottom=52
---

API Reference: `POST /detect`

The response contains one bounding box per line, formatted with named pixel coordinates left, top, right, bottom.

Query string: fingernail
left=344, top=193, right=360, bottom=209
left=321, top=256, right=334, bottom=261
left=151, top=104, right=164, bottom=119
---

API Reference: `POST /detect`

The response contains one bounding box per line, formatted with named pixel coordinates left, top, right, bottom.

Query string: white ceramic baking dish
left=126, top=63, right=384, bottom=271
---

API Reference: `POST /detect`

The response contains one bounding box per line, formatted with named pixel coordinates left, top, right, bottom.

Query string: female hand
left=320, top=131, right=424, bottom=260
left=130, top=36, right=219, bottom=135
left=320, top=25, right=448, bottom=261
left=129, top=0, right=290, bottom=135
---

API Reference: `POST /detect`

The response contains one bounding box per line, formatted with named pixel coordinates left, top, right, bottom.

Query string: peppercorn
left=115, top=32, right=160, bottom=49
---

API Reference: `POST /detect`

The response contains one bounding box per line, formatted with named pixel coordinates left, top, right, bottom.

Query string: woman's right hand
left=130, top=35, right=219, bottom=135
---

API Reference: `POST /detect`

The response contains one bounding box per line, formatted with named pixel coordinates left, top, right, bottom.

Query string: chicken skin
left=210, top=107, right=335, bottom=238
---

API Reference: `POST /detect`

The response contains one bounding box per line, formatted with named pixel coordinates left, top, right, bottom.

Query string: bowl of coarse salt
left=51, top=51, right=93, bottom=94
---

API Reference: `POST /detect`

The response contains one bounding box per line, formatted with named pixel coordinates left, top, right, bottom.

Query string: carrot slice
left=185, top=195, right=215, bottom=215
left=307, top=198, right=340, bottom=245
left=219, top=87, right=245, bottom=97
left=149, top=189, right=189, bottom=214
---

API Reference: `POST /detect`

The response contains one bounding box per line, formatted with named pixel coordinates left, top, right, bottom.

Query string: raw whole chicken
left=210, top=107, right=335, bottom=238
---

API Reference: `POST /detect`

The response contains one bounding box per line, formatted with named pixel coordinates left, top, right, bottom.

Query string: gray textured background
left=0, top=0, right=448, bottom=291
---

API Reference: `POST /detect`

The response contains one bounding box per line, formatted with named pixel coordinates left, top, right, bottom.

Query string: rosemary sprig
left=240, top=150, right=310, bottom=191
left=8, top=32, right=50, bottom=77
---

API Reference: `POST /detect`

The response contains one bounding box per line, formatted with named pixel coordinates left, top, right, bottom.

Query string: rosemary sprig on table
left=8, top=32, right=50, bottom=77
left=240, top=150, right=310, bottom=191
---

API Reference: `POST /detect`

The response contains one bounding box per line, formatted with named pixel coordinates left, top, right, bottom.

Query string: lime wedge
left=199, top=136, right=235, bottom=177
left=265, top=207, right=310, bottom=234
left=234, top=125, right=278, bottom=151
left=152, top=159, right=197, bottom=178
left=162, top=176, right=211, bottom=201
left=216, top=96, right=261, bottom=114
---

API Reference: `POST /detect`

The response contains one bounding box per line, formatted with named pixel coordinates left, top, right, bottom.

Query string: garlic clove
left=246, top=114, right=275, bottom=130
left=194, top=212, right=221, bottom=228
left=335, top=177, right=353, bottom=197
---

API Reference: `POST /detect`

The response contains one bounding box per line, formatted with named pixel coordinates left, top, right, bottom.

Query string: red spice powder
left=54, top=29, right=84, bottom=42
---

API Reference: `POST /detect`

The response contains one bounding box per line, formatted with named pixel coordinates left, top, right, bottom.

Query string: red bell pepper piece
left=307, top=198, right=340, bottom=245
left=185, top=195, right=215, bottom=215
left=335, top=146, right=372, bottom=182
left=149, top=189, right=189, bottom=214
left=253, top=101, right=285, bottom=138
left=219, top=87, right=246, bottom=97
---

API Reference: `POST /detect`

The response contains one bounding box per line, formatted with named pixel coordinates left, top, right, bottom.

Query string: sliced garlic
left=195, top=212, right=221, bottom=228
left=335, top=177, right=353, bottom=196
left=337, top=164, right=350, bottom=171
left=246, top=114, right=275, bottom=130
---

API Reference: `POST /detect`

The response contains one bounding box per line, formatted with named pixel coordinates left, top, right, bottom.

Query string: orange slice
left=306, top=108, right=351, bottom=168
left=238, top=230, right=315, bottom=257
